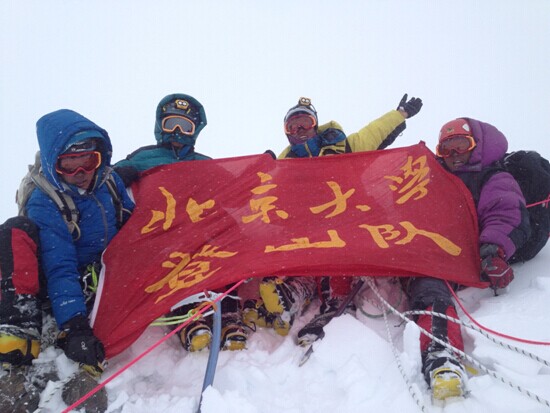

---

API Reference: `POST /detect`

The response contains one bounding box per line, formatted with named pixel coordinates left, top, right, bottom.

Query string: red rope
left=446, top=280, right=550, bottom=346
left=61, top=279, right=246, bottom=413
left=526, top=194, right=550, bottom=208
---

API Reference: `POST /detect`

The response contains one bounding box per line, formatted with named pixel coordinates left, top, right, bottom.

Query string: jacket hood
left=440, top=117, right=508, bottom=173
left=154, top=93, right=207, bottom=146
left=36, top=109, right=113, bottom=191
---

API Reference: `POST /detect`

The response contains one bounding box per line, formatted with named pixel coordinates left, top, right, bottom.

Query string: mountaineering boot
left=220, top=313, right=248, bottom=351
left=179, top=316, right=212, bottom=352
left=430, top=365, right=465, bottom=400
left=242, top=298, right=291, bottom=336
left=61, top=369, right=108, bottom=413
left=423, top=350, right=466, bottom=400
left=259, top=276, right=316, bottom=335
left=296, top=297, right=353, bottom=346
left=0, top=330, right=41, bottom=369
left=242, top=299, right=274, bottom=329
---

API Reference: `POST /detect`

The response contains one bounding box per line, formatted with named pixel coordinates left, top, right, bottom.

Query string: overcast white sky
left=1, top=0, right=549, bottom=222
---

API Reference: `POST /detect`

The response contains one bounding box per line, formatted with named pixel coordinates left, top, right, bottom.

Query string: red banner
left=91, top=143, right=482, bottom=357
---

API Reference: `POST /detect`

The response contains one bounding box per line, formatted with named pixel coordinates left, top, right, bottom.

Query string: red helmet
left=439, top=119, right=472, bottom=142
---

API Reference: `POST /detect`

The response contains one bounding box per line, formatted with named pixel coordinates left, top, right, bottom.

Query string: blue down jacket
left=26, top=109, right=135, bottom=327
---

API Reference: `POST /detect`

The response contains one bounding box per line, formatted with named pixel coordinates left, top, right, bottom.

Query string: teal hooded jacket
left=115, top=93, right=210, bottom=172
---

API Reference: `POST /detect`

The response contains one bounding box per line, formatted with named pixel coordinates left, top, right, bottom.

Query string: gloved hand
left=397, top=94, right=423, bottom=118
left=57, top=315, right=106, bottom=376
left=480, top=243, right=514, bottom=294
left=113, top=165, right=140, bottom=187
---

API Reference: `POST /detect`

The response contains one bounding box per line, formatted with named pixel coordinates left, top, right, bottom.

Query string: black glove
left=397, top=94, right=423, bottom=118
left=113, top=165, right=140, bottom=187
left=57, top=315, right=106, bottom=376
left=479, top=243, right=514, bottom=294
left=264, top=150, right=276, bottom=159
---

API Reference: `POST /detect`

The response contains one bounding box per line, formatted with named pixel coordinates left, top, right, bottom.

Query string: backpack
left=16, top=151, right=127, bottom=240
left=469, top=150, right=550, bottom=263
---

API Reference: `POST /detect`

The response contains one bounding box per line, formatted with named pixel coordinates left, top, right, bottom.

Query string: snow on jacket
left=442, top=118, right=530, bottom=259
left=278, top=110, right=406, bottom=158
left=25, top=109, right=135, bottom=327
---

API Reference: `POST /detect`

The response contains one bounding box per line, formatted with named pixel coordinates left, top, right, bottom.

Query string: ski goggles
left=161, top=115, right=196, bottom=135
left=56, top=151, right=102, bottom=176
left=435, top=135, right=476, bottom=158
left=284, top=113, right=317, bottom=135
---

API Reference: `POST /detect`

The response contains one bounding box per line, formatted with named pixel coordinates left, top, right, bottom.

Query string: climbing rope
left=151, top=301, right=215, bottom=326
left=381, top=302, right=428, bottom=412
left=61, top=279, right=245, bottom=413
left=365, top=277, right=550, bottom=409
left=445, top=280, right=550, bottom=346
left=404, top=309, right=550, bottom=368
left=356, top=277, right=404, bottom=319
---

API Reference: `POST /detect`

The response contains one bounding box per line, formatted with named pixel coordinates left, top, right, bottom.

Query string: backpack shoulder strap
left=31, top=171, right=81, bottom=239
left=104, top=171, right=131, bottom=227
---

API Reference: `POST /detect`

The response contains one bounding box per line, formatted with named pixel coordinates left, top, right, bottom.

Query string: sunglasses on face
left=436, top=135, right=477, bottom=158
left=284, top=114, right=317, bottom=135
left=161, top=115, right=196, bottom=135
left=56, top=151, right=102, bottom=176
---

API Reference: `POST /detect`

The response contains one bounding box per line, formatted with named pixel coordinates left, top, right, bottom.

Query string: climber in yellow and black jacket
left=279, top=94, right=420, bottom=158
left=245, top=94, right=422, bottom=342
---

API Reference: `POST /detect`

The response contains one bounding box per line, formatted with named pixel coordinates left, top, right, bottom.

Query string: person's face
left=61, top=170, right=96, bottom=189
left=443, top=150, right=473, bottom=171
left=436, top=135, right=476, bottom=172
left=56, top=151, right=101, bottom=189
left=285, top=114, right=317, bottom=142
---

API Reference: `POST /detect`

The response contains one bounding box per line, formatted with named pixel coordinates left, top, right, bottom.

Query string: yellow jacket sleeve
left=346, top=110, right=406, bottom=152
left=278, top=110, right=405, bottom=158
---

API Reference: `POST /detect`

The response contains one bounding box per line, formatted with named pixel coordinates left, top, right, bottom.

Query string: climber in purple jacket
left=436, top=117, right=530, bottom=292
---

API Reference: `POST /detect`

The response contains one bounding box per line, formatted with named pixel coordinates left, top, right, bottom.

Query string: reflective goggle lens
left=161, top=115, right=196, bottom=135
left=436, top=136, right=476, bottom=157
left=284, top=114, right=317, bottom=135
left=56, top=151, right=102, bottom=176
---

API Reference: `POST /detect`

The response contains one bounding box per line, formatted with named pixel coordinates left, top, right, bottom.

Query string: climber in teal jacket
left=115, top=93, right=210, bottom=176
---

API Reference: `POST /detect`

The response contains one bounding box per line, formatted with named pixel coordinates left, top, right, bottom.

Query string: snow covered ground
left=31, top=247, right=550, bottom=413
